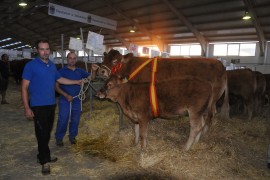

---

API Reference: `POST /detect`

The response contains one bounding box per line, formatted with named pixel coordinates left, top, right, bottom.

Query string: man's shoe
left=69, top=137, right=77, bottom=144
left=56, top=139, right=64, bottom=147
left=41, top=163, right=50, bottom=175
left=49, top=157, right=58, bottom=163
left=37, top=157, right=58, bottom=163
left=1, top=101, right=9, bottom=104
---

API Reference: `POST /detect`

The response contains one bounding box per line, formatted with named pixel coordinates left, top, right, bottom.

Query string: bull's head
left=98, top=49, right=134, bottom=79
left=96, top=75, right=125, bottom=102
left=98, top=49, right=123, bottom=79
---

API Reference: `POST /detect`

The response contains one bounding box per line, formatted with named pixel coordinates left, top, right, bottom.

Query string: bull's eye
left=102, top=70, right=105, bottom=73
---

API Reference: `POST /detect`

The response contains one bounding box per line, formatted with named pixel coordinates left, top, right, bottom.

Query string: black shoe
left=1, top=101, right=9, bottom=104
left=56, top=139, right=64, bottom=147
left=41, top=163, right=50, bottom=175
left=37, top=157, right=58, bottom=163
left=69, top=137, right=77, bottom=144
left=50, top=157, right=58, bottom=163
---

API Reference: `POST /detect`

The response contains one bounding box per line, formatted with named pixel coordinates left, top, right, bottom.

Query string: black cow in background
left=9, top=59, right=32, bottom=84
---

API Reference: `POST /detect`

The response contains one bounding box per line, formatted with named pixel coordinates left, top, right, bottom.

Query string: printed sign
left=48, top=3, right=117, bottom=30
left=69, top=37, right=83, bottom=51
left=86, top=31, right=104, bottom=55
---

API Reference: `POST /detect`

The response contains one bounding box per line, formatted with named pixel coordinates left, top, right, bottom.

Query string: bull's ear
left=122, top=53, right=133, bottom=63
left=104, top=52, right=108, bottom=56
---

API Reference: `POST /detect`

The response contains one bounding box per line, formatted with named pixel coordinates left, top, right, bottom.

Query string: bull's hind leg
left=202, top=108, right=214, bottom=135
left=184, top=113, right=204, bottom=151
left=139, top=119, right=150, bottom=150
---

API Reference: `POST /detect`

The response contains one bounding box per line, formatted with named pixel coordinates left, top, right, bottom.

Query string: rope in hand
left=69, top=78, right=91, bottom=118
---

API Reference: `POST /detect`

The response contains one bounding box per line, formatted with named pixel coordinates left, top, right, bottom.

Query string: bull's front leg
left=134, top=124, right=140, bottom=145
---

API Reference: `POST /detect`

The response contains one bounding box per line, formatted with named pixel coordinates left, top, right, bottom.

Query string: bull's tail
left=219, top=80, right=230, bottom=120
left=202, top=85, right=215, bottom=134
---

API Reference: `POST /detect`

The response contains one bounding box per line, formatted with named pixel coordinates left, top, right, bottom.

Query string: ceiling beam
left=101, top=0, right=165, bottom=51
left=161, top=0, right=208, bottom=56
left=243, top=0, right=266, bottom=56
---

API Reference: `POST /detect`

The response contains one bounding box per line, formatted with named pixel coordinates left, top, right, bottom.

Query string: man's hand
left=76, top=79, right=83, bottom=85
left=64, top=94, right=73, bottom=102
left=24, top=108, right=34, bottom=120
left=91, top=64, right=99, bottom=71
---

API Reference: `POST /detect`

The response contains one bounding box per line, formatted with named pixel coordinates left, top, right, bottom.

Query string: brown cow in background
left=98, top=75, right=214, bottom=151
left=254, top=71, right=266, bottom=114
left=99, top=50, right=230, bottom=120
left=227, top=69, right=257, bottom=120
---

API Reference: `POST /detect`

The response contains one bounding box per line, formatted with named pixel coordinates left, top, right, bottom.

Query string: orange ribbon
left=149, top=57, right=159, bottom=117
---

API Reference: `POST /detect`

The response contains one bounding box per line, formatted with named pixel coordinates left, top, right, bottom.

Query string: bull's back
left=125, top=58, right=226, bottom=84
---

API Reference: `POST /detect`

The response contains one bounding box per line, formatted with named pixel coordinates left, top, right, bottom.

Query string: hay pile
left=74, top=98, right=270, bottom=179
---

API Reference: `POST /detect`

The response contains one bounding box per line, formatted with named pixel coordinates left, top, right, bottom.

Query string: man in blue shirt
left=55, top=52, right=98, bottom=146
left=21, top=40, right=83, bottom=175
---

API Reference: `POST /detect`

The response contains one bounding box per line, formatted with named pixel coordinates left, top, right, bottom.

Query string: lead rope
left=69, top=78, right=91, bottom=118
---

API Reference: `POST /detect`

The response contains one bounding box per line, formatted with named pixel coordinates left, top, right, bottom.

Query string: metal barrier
left=88, top=77, right=124, bottom=131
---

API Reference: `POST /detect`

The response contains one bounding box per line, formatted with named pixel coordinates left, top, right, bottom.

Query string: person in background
left=0, top=54, right=10, bottom=104
left=55, top=52, right=99, bottom=146
left=21, top=40, right=83, bottom=175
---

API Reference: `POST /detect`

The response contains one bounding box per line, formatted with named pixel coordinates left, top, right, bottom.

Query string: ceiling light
left=19, top=0, right=28, bottom=7
left=242, top=11, right=251, bottom=20
left=129, top=26, right=136, bottom=33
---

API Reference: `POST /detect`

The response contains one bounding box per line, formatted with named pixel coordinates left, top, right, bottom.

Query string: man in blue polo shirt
left=21, top=40, right=83, bottom=175
left=55, top=52, right=98, bottom=146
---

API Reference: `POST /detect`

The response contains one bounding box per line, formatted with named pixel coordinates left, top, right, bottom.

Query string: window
left=169, top=44, right=201, bottom=56
left=228, top=44, right=239, bottom=56
left=213, top=44, right=227, bottom=56
left=170, top=46, right=180, bottom=56
left=239, top=43, right=256, bottom=56
left=213, top=42, right=256, bottom=56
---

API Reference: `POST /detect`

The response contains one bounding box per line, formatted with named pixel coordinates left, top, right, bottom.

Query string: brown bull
left=99, top=50, right=230, bottom=120
left=227, top=69, right=257, bottom=120
left=98, top=75, right=214, bottom=151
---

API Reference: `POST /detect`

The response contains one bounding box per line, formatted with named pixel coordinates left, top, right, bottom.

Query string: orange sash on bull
left=127, top=57, right=159, bottom=117
left=128, top=58, right=152, bottom=80
left=149, top=57, right=159, bottom=117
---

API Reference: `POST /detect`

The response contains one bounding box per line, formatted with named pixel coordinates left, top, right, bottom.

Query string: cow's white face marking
left=112, top=59, right=118, bottom=65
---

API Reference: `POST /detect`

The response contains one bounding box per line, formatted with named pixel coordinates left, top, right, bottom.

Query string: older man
left=55, top=52, right=98, bottom=146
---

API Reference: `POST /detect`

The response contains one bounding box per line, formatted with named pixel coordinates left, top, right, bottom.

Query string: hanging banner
left=86, top=31, right=104, bottom=55
left=48, top=3, right=117, bottom=30
left=69, top=37, right=83, bottom=51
